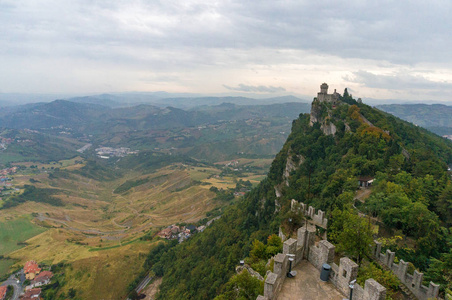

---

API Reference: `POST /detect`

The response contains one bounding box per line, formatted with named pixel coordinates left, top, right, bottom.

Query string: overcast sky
left=1, top=0, right=452, bottom=102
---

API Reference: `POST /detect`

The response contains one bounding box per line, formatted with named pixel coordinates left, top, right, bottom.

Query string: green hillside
left=377, top=103, right=452, bottom=135
left=148, top=93, right=452, bottom=299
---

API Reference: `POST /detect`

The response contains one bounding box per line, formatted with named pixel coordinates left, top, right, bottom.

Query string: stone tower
left=317, top=82, right=339, bottom=104
left=320, top=83, right=328, bottom=94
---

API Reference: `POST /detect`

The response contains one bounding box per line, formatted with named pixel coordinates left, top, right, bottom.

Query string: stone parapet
left=256, top=225, right=390, bottom=300
left=291, top=199, right=328, bottom=228
left=373, top=241, right=439, bottom=299
left=353, top=279, right=386, bottom=300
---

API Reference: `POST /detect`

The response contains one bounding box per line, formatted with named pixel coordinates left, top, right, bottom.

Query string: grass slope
left=0, top=216, right=46, bottom=255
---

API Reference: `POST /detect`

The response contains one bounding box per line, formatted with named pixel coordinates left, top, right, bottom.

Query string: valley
left=0, top=94, right=451, bottom=299
left=0, top=99, right=288, bottom=299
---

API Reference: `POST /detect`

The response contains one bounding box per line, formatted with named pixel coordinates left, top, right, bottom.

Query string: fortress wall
left=291, top=199, right=328, bottom=228
left=373, top=241, right=439, bottom=300
left=259, top=225, right=388, bottom=300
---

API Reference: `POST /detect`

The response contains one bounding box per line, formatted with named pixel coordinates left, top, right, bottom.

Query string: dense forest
left=140, top=91, right=452, bottom=299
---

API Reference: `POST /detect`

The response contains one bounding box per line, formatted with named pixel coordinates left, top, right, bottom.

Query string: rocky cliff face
left=321, top=121, right=337, bottom=135
left=283, top=150, right=304, bottom=186
left=309, top=100, right=338, bottom=136
left=309, top=100, right=322, bottom=126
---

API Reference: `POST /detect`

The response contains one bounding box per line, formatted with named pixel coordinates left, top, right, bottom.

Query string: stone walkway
left=277, top=260, right=345, bottom=300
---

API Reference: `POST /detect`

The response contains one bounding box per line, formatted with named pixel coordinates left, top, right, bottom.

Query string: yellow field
left=214, top=158, right=273, bottom=168
left=201, top=177, right=236, bottom=189
left=12, top=156, right=85, bottom=170
left=9, top=228, right=156, bottom=299
left=1, top=161, right=269, bottom=298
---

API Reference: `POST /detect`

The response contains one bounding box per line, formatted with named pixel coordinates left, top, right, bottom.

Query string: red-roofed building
left=28, top=271, right=53, bottom=289
left=24, top=261, right=41, bottom=280
left=0, top=286, right=7, bottom=300
left=21, top=288, right=41, bottom=300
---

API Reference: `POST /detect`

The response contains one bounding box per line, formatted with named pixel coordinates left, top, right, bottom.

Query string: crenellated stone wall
left=373, top=241, right=440, bottom=300
left=291, top=199, right=328, bottom=228
left=260, top=225, right=441, bottom=300
left=263, top=253, right=289, bottom=300
left=258, top=225, right=387, bottom=300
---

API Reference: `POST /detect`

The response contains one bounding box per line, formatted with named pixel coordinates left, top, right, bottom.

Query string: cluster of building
left=0, top=168, right=17, bottom=198
left=21, top=261, right=54, bottom=299
left=95, top=147, right=138, bottom=158
left=157, top=224, right=206, bottom=243
left=225, top=160, right=239, bottom=167
left=0, top=137, right=13, bottom=144
left=1, top=167, right=17, bottom=176
left=21, top=288, right=42, bottom=300
left=443, top=135, right=452, bottom=141
left=0, top=135, right=31, bottom=150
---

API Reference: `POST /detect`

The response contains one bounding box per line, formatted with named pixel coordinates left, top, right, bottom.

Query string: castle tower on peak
left=320, top=83, right=328, bottom=94
left=317, top=82, right=339, bottom=104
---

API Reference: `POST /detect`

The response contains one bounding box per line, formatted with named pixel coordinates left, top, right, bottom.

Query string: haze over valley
left=1, top=1, right=452, bottom=300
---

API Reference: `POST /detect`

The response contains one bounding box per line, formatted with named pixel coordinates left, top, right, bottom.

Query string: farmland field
left=0, top=216, right=46, bottom=255
left=0, top=258, right=14, bottom=276
left=0, top=158, right=270, bottom=297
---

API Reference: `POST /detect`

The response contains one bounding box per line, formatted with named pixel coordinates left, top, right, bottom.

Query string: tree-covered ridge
left=151, top=92, right=452, bottom=299
left=377, top=103, right=452, bottom=136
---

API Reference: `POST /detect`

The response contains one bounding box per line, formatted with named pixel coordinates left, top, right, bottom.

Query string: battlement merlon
left=291, top=199, right=328, bottom=228
left=373, top=240, right=440, bottom=299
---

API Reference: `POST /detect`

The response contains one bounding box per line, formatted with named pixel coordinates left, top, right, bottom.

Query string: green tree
left=128, top=290, right=139, bottom=300
left=331, top=209, right=373, bottom=265
left=437, top=183, right=452, bottom=225
left=214, top=270, right=264, bottom=300
left=425, top=246, right=452, bottom=295
left=265, top=234, right=282, bottom=257
left=249, top=240, right=266, bottom=261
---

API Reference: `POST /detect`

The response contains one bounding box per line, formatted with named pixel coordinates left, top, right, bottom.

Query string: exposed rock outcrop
left=283, top=151, right=304, bottom=186
left=236, top=264, right=264, bottom=281
left=320, top=121, right=337, bottom=136
left=309, top=99, right=337, bottom=136
left=309, top=100, right=322, bottom=126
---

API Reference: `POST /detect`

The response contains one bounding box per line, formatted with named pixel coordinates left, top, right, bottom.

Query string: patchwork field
left=0, top=159, right=269, bottom=297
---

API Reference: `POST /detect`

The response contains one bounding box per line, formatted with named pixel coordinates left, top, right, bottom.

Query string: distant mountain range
left=0, top=99, right=310, bottom=134
left=0, top=92, right=309, bottom=109
left=66, top=94, right=307, bottom=109
left=2, top=94, right=451, bottom=137
left=377, top=104, right=452, bottom=135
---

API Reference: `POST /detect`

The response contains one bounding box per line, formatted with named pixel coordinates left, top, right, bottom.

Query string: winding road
left=36, top=213, right=127, bottom=236
left=0, top=272, right=23, bottom=300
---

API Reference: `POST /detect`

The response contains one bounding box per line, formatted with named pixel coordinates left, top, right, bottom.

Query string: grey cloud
left=223, top=84, right=286, bottom=93
left=2, top=1, right=451, bottom=65
left=1, top=0, right=452, bottom=95
left=344, top=70, right=452, bottom=90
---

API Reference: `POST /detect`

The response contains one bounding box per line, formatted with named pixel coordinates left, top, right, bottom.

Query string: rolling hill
left=377, top=103, right=452, bottom=135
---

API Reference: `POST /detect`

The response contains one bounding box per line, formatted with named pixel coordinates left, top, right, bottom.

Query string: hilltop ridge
left=151, top=84, right=452, bottom=300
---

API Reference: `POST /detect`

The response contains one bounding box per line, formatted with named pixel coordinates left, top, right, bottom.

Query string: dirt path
left=355, top=188, right=372, bottom=203
left=141, top=277, right=162, bottom=300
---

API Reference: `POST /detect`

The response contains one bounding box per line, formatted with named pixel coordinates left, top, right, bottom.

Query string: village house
left=0, top=167, right=17, bottom=176
left=358, top=176, right=374, bottom=188
left=24, top=261, right=41, bottom=280
left=27, top=271, right=53, bottom=290
left=0, top=286, right=7, bottom=300
left=21, top=288, right=41, bottom=300
left=170, top=225, right=180, bottom=235
left=157, top=227, right=173, bottom=239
